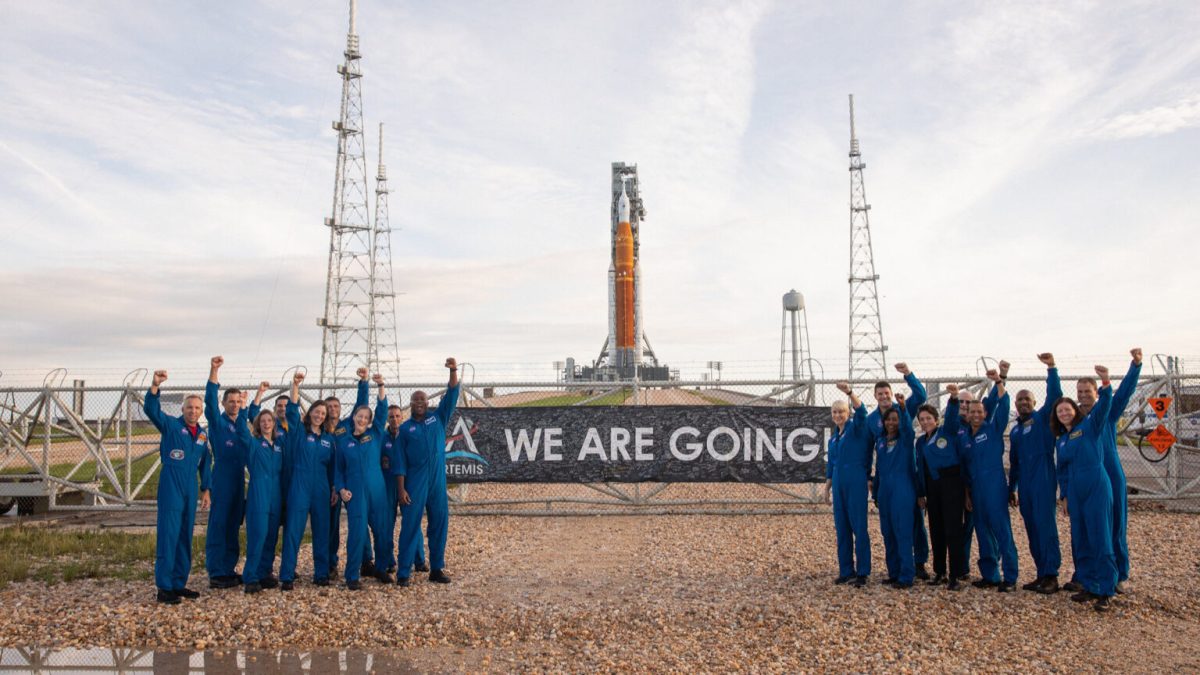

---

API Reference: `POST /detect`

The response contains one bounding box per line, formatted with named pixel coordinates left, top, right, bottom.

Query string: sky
left=1, top=0, right=1198, bottom=386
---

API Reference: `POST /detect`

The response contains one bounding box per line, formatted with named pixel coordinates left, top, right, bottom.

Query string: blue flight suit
left=394, top=385, right=460, bottom=579
left=957, top=386, right=1018, bottom=584
left=1057, top=385, right=1116, bottom=597
left=236, top=421, right=284, bottom=585
left=1008, top=368, right=1063, bottom=580
left=947, top=395, right=996, bottom=579
left=873, top=406, right=922, bottom=585
left=333, top=395, right=390, bottom=583
left=203, top=382, right=247, bottom=581
left=248, top=401, right=292, bottom=576
left=1102, top=361, right=1141, bottom=582
left=828, top=402, right=873, bottom=579
left=328, top=380, right=369, bottom=576
left=144, top=390, right=212, bottom=593
left=916, top=398, right=971, bottom=579
left=383, top=428, right=426, bottom=570
left=868, top=372, right=930, bottom=570
left=279, top=402, right=335, bottom=583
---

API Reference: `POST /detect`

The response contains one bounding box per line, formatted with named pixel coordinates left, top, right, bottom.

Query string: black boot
left=1022, top=577, right=1044, bottom=592
left=244, top=583, right=262, bottom=594
left=1070, top=590, right=1095, bottom=603
left=914, top=564, right=930, bottom=581
left=1094, top=596, right=1112, bottom=612
left=415, top=561, right=430, bottom=573
left=834, top=575, right=852, bottom=585
left=156, top=589, right=181, bottom=605
left=972, top=579, right=998, bottom=589
left=928, top=574, right=946, bottom=586
left=259, top=575, right=279, bottom=590
left=173, top=587, right=199, bottom=599
left=1037, top=577, right=1060, bottom=594
left=429, top=569, right=452, bottom=584
left=853, top=576, right=867, bottom=588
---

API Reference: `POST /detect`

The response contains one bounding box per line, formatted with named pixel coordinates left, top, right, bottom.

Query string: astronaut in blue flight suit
left=1054, top=364, right=1117, bottom=612
left=236, top=405, right=284, bottom=593
left=1007, top=354, right=1064, bottom=594
left=333, top=374, right=391, bottom=590
left=394, top=358, right=460, bottom=587
left=324, top=369, right=370, bottom=580
left=144, top=369, right=211, bottom=605
left=873, top=394, right=922, bottom=588
left=867, top=362, right=930, bottom=581
left=278, top=372, right=337, bottom=588
left=202, top=356, right=248, bottom=589
left=823, top=382, right=874, bottom=587
left=1066, top=348, right=1142, bottom=595
left=959, top=370, right=1020, bottom=591
left=382, top=404, right=428, bottom=574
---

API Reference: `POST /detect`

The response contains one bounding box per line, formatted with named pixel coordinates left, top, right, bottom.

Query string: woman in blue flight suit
left=1053, top=365, right=1117, bottom=612
left=873, top=394, right=921, bottom=589
left=333, top=375, right=390, bottom=590
left=823, top=382, right=874, bottom=588
left=916, top=387, right=971, bottom=590
left=237, top=407, right=284, bottom=594
left=278, top=372, right=337, bottom=589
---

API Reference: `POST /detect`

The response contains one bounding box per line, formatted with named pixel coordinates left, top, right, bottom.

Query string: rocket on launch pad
left=592, top=162, right=665, bottom=380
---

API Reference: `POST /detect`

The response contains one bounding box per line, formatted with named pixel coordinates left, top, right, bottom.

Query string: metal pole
left=125, top=388, right=133, bottom=504
left=790, top=310, right=800, bottom=382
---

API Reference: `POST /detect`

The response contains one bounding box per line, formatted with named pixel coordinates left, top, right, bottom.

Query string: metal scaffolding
left=846, top=94, right=889, bottom=382
left=319, top=0, right=374, bottom=385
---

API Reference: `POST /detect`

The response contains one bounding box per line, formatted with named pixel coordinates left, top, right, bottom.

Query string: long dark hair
left=304, top=400, right=329, bottom=433
left=1050, top=397, right=1083, bottom=437
left=881, top=407, right=900, bottom=439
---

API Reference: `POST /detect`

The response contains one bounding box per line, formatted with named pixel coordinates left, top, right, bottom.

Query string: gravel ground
left=1, top=508, right=1198, bottom=673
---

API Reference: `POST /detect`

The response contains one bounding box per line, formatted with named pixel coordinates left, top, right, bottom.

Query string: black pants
left=925, top=465, right=968, bottom=579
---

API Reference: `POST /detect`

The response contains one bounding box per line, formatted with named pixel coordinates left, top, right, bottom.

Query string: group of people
left=142, top=356, right=462, bottom=604
left=824, top=350, right=1143, bottom=612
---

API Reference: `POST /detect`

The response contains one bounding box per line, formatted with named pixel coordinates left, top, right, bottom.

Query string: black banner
left=441, top=405, right=830, bottom=483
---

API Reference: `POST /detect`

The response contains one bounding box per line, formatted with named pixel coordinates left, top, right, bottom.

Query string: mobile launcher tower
left=568, top=163, right=670, bottom=382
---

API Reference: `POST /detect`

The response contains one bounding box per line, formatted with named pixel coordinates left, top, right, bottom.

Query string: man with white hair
left=144, top=369, right=211, bottom=604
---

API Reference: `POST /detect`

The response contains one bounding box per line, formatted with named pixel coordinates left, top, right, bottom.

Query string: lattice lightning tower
left=369, top=122, right=401, bottom=383
left=846, top=94, right=889, bottom=381
left=319, top=0, right=374, bottom=384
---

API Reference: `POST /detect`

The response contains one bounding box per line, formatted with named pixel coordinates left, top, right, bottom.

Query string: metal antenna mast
left=846, top=94, right=889, bottom=381
left=319, top=0, right=373, bottom=385
left=369, top=122, right=401, bottom=383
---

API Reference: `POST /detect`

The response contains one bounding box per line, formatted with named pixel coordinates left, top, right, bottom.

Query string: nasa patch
left=169, top=448, right=185, bottom=461
left=1070, top=429, right=1083, bottom=440
left=307, top=434, right=316, bottom=442
left=320, top=440, right=331, bottom=447
left=424, top=417, right=437, bottom=426
left=936, top=438, right=948, bottom=449
left=975, top=433, right=988, bottom=443
left=360, top=435, right=372, bottom=443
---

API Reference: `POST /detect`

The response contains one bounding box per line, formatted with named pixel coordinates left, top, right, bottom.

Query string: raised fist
left=835, top=381, right=852, bottom=395
left=371, top=373, right=384, bottom=385
left=211, top=356, right=224, bottom=369
left=1095, top=364, right=1110, bottom=380
left=894, top=362, right=910, bottom=375
left=998, top=360, right=1011, bottom=376
left=294, top=372, right=306, bottom=384
left=356, top=367, right=369, bottom=381
left=239, top=391, right=249, bottom=405
left=946, top=383, right=959, bottom=397
left=153, top=370, right=168, bottom=386
left=895, top=392, right=906, bottom=406
left=258, top=380, right=270, bottom=393
left=1131, top=348, right=1142, bottom=365
left=1037, top=353, right=1055, bottom=367
left=986, top=369, right=1000, bottom=383
left=445, top=357, right=457, bottom=370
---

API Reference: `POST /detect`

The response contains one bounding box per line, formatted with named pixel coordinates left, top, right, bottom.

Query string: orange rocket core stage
left=615, top=218, right=635, bottom=349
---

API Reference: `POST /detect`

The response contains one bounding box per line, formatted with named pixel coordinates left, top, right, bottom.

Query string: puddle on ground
left=0, top=647, right=422, bottom=673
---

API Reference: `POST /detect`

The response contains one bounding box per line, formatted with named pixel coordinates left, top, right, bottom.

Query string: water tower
left=780, top=289, right=815, bottom=403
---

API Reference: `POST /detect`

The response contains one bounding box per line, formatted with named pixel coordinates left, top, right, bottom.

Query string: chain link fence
left=1, top=370, right=1197, bottom=516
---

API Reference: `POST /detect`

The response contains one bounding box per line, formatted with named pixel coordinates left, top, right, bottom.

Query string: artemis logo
left=445, top=416, right=489, bottom=465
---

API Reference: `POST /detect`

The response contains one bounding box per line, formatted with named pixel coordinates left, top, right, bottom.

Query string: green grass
left=0, top=525, right=313, bottom=587
left=516, top=389, right=632, bottom=407
left=1, top=452, right=164, bottom=500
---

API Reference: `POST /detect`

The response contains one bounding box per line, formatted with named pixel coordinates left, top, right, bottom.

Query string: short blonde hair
left=831, top=400, right=849, bottom=412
